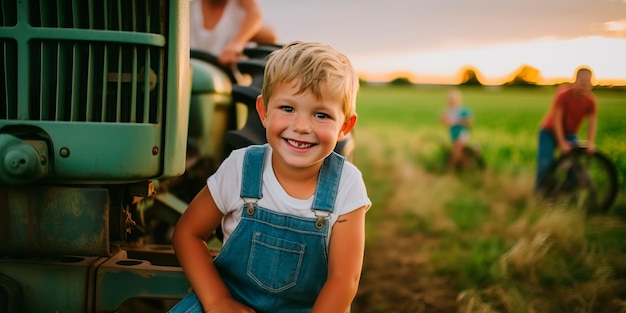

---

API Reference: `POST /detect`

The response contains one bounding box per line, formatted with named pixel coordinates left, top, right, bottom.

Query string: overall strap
left=240, top=144, right=268, bottom=200
left=311, top=151, right=345, bottom=214
left=240, top=145, right=345, bottom=229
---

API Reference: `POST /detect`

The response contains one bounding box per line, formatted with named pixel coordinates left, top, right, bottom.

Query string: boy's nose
left=291, top=114, right=311, bottom=133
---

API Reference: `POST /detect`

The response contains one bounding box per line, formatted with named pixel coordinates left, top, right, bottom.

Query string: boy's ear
left=337, top=114, right=357, bottom=142
left=256, top=95, right=268, bottom=128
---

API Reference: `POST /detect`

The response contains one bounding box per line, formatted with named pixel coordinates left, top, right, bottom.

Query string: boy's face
left=256, top=81, right=356, bottom=170
left=448, top=93, right=460, bottom=107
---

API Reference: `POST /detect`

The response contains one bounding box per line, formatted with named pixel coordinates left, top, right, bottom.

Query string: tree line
left=381, top=65, right=542, bottom=87
left=381, top=65, right=624, bottom=89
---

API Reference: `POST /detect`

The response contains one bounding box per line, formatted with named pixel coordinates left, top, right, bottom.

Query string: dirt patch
left=352, top=219, right=460, bottom=313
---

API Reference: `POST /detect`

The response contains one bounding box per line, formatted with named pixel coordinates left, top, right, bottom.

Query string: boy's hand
left=204, top=297, right=256, bottom=313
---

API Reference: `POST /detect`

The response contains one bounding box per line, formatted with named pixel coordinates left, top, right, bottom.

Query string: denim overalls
left=169, top=145, right=345, bottom=313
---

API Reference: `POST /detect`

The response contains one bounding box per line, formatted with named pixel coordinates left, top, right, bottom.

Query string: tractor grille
left=1, top=0, right=168, bottom=123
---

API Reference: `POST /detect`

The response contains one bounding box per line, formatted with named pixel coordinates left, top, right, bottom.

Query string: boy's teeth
left=288, top=139, right=312, bottom=148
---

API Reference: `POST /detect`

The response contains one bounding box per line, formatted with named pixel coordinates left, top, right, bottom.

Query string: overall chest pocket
left=247, top=232, right=305, bottom=293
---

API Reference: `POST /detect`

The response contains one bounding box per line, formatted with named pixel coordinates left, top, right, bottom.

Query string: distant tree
left=459, top=67, right=483, bottom=86
left=505, top=65, right=541, bottom=87
left=389, top=76, right=413, bottom=86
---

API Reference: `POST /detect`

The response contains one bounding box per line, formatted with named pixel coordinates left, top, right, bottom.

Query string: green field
left=356, top=85, right=626, bottom=212
left=351, top=85, right=626, bottom=313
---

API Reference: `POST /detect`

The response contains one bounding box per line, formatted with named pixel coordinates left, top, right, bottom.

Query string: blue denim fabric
left=169, top=144, right=344, bottom=313
left=312, top=150, right=344, bottom=212
left=240, top=145, right=267, bottom=199
left=535, top=129, right=578, bottom=191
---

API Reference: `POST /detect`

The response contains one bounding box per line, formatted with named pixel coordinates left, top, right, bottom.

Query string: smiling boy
left=169, top=41, right=371, bottom=313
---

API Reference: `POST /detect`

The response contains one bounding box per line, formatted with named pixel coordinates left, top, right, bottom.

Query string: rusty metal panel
left=0, top=186, right=110, bottom=256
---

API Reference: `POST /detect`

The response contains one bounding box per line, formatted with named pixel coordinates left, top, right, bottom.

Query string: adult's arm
left=552, top=103, right=571, bottom=154
left=586, top=111, right=597, bottom=154
left=219, top=0, right=263, bottom=66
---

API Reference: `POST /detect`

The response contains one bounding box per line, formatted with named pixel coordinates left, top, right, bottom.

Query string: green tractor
left=0, top=1, right=354, bottom=312
left=0, top=1, right=195, bottom=311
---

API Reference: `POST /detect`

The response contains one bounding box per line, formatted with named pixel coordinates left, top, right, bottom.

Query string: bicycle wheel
left=540, top=147, right=618, bottom=213
left=416, top=137, right=450, bottom=174
left=460, top=146, right=486, bottom=172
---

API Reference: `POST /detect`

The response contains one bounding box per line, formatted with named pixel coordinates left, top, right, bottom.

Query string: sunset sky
left=258, top=0, right=626, bottom=85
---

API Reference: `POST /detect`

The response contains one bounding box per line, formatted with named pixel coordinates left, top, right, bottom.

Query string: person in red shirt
left=535, top=67, right=597, bottom=192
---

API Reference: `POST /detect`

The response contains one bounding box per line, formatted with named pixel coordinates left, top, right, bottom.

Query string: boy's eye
left=314, top=112, right=329, bottom=119
left=279, top=106, right=294, bottom=112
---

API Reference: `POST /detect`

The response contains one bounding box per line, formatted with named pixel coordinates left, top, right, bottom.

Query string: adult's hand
left=219, top=42, right=245, bottom=67
left=558, top=141, right=572, bottom=154
left=586, top=141, right=596, bottom=155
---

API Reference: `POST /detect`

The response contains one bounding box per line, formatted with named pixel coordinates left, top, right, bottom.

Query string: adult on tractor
left=190, top=0, right=277, bottom=67
left=535, top=67, right=598, bottom=193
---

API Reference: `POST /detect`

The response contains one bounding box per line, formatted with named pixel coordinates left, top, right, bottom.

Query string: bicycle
left=449, top=144, right=486, bottom=172
left=419, top=135, right=486, bottom=174
left=538, top=146, right=619, bottom=213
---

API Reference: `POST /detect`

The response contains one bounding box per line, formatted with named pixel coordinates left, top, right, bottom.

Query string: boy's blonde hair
left=261, top=41, right=359, bottom=120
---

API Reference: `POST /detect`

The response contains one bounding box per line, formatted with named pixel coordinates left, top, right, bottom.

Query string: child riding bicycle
left=441, top=88, right=474, bottom=171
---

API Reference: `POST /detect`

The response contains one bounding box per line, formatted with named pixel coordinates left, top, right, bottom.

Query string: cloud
left=259, top=0, right=626, bottom=82
left=605, top=19, right=626, bottom=32
left=260, top=0, right=626, bottom=55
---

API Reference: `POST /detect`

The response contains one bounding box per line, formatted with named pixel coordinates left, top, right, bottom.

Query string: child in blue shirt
left=441, top=88, right=473, bottom=171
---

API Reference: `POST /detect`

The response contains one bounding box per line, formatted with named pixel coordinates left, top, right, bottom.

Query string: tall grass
left=353, top=85, right=626, bottom=312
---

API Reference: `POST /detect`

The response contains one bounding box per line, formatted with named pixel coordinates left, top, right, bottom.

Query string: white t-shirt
left=189, top=0, right=246, bottom=56
left=208, top=146, right=371, bottom=244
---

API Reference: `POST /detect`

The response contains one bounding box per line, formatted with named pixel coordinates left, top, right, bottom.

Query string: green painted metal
left=188, top=59, right=233, bottom=160
left=190, top=59, right=232, bottom=94
left=153, top=192, right=189, bottom=217
left=0, top=273, right=23, bottom=313
left=1, top=0, right=191, bottom=181
left=0, top=122, right=163, bottom=183
left=0, top=134, right=49, bottom=184
left=0, top=250, right=191, bottom=313
left=95, top=250, right=190, bottom=312
left=9, top=28, right=167, bottom=46
left=0, top=255, right=101, bottom=313
left=162, top=0, right=192, bottom=179
left=0, top=0, right=200, bottom=311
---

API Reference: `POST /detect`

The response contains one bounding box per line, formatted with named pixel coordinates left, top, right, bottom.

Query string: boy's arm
left=440, top=112, right=449, bottom=126
left=311, top=206, right=367, bottom=313
left=172, top=186, right=254, bottom=313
